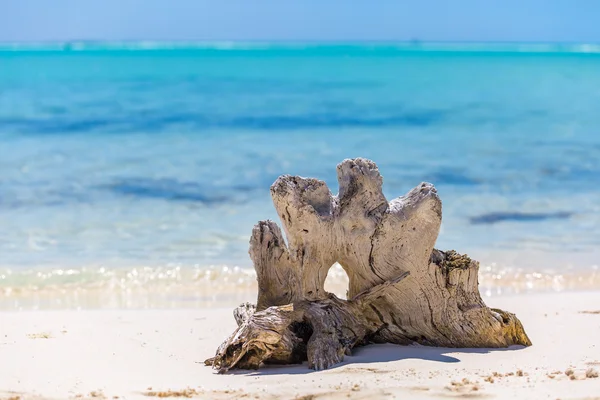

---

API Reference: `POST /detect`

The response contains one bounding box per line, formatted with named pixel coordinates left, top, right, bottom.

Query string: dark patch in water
left=1, top=117, right=114, bottom=133
left=539, top=166, right=600, bottom=182
left=470, top=211, right=572, bottom=224
left=425, top=170, right=481, bottom=186
left=105, top=178, right=235, bottom=204
left=224, top=110, right=447, bottom=129
left=0, top=176, right=269, bottom=209
left=0, top=108, right=448, bottom=134
left=230, top=183, right=262, bottom=193
left=41, top=105, right=69, bottom=115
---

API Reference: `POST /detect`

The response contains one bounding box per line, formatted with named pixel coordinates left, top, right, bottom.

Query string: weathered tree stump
left=206, top=158, right=531, bottom=373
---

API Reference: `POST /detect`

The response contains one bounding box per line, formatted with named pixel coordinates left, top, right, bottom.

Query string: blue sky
left=1, top=0, right=599, bottom=42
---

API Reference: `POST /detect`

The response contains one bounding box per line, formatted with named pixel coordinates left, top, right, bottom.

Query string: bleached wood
left=207, top=158, right=531, bottom=372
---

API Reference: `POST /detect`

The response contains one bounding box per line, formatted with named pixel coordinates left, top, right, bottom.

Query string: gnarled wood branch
left=206, top=158, right=531, bottom=373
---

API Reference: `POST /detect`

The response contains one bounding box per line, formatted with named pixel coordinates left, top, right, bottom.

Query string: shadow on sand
left=229, top=343, right=527, bottom=376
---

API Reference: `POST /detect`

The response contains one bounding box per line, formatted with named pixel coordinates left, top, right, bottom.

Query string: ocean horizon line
left=2, top=40, right=600, bottom=54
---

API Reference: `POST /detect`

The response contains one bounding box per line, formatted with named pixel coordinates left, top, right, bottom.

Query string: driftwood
left=206, top=158, right=531, bottom=373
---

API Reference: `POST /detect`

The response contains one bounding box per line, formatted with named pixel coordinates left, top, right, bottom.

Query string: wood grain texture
left=207, top=158, right=531, bottom=373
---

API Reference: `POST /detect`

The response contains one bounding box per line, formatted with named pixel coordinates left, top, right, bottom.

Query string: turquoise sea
left=1, top=42, right=599, bottom=309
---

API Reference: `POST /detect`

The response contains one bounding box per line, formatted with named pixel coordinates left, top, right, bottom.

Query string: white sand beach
left=2, top=292, right=599, bottom=400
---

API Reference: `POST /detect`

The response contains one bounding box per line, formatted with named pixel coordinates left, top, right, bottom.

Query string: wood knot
left=432, top=249, right=472, bottom=272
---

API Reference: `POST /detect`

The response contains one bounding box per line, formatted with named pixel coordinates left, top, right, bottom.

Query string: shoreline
left=2, top=292, right=600, bottom=399
left=1, top=262, right=599, bottom=311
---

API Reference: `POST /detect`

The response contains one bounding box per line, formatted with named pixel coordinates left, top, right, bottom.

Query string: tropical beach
left=2, top=41, right=600, bottom=399
left=2, top=1, right=600, bottom=399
